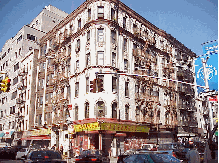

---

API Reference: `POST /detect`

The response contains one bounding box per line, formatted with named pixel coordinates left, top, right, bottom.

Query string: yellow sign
left=74, top=122, right=100, bottom=132
left=74, top=122, right=150, bottom=133
left=31, top=128, right=51, bottom=136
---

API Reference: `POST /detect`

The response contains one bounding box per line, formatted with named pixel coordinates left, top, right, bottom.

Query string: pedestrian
left=203, top=142, right=212, bottom=163
left=60, top=144, right=63, bottom=155
left=186, top=143, right=200, bottom=163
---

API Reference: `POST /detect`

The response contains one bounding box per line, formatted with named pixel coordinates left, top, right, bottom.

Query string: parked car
left=16, top=148, right=29, bottom=160
left=75, top=149, right=109, bottom=163
left=123, top=153, right=181, bottom=163
left=141, top=144, right=156, bottom=151
left=157, top=143, right=183, bottom=157
left=117, top=154, right=129, bottom=163
left=24, top=150, right=67, bottom=163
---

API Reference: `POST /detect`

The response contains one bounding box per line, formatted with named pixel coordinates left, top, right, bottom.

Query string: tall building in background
left=0, top=5, right=68, bottom=145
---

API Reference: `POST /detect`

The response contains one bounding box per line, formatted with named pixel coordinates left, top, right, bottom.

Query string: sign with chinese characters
left=195, top=40, right=218, bottom=93
left=73, top=122, right=150, bottom=133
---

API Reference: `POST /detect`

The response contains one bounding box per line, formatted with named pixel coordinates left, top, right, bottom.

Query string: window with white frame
left=97, top=51, right=104, bottom=65
left=98, top=6, right=104, bottom=19
left=112, top=52, right=116, bottom=67
left=97, top=28, right=104, bottom=42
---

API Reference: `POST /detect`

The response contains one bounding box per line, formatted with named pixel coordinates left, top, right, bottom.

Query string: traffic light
left=90, top=79, right=97, bottom=93
left=0, top=77, right=11, bottom=92
left=97, top=78, right=104, bottom=92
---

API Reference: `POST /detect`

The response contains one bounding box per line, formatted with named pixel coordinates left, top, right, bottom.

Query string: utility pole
left=202, top=57, right=214, bottom=133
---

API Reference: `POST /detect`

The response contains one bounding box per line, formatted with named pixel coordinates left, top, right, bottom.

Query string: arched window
left=112, top=102, right=117, bottom=118
left=96, top=101, right=105, bottom=118
left=85, top=102, right=89, bottom=119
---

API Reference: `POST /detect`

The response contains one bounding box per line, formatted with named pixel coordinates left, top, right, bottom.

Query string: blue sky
left=0, top=0, right=218, bottom=56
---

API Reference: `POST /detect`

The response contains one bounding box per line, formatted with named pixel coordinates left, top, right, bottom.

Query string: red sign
left=209, top=96, right=218, bottom=102
left=68, top=104, right=72, bottom=110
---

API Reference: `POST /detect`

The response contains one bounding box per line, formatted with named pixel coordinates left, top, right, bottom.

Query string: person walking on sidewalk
left=186, top=143, right=200, bottom=163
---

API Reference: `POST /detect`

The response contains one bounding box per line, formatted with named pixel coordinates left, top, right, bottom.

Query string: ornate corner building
left=0, top=0, right=199, bottom=157
left=35, top=0, right=197, bottom=156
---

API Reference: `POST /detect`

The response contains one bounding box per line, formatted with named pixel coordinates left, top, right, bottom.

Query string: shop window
left=85, top=102, right=89, bottom=119
left=98, top=6, right=104, bottom=19
left=112, top=102, right=117, bottom=119
left=97, top=101, right=105, bottom=118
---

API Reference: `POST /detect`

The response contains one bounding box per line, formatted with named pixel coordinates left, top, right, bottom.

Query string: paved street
left=65, top=157, right=118, bottom=163
left=0, top=160, right=23, bottom=163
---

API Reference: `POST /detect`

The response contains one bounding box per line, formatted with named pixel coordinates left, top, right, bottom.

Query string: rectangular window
left=125, top=105, right=129, bottom=120
left=86, top=53, right=90, bottom=67
left=13, top=76, right=18, bottom=85
left=76, top=39, right=80, bottom=52
left=27, top=34, right=36, bottom=41
left=97, top=51, right=104, bottom=65
left=78, top=19, right=81, bottom=30
left=75, top=82, right=79, bottom=97
left=87, top=31, right=90, bottom=42
left=14, top=62, right=19, bottom=72
left=40, top=96, right=43, bottom=106
left=39, top=114, right=42, bottom=126
left=123, top=38, right=127, bottom=52
left=112, top=52, right=116, bottom=67
left=86, top=77, right=89, bottom=93
left=98, top=6, right=104, bottom=19
left=125, top=82, right=129, bottom=97
left=11, top=91, right=17, bottom=100
left=111, top=30, right=116, bottom=44
left=88, top=9, right=91, bottom=21
left=75, top=106, right=78, bottom=120
left=111, top=8, right=115, bottom=20
left=17, top=35, right=22, bottom=43
left=124, top=59, right=128, bottom=70
left=123, top=17, right=126, bottom=28
left=76, top=60, right=79, bottom=69
left=97, top=28, right=104, bottom=42
left=112, top=76, right=117, bottom=92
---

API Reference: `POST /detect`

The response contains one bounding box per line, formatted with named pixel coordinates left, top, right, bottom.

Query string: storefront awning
left=21, top=135, right=51, bottom=140
left=0, top=132, right=5, bottom=138
left=74, top=122, right=150, bottom=133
